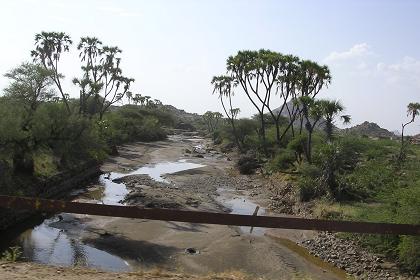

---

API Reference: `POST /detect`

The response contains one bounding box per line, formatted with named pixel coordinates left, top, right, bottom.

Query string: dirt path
left=1, top=134, right=350, bottom=280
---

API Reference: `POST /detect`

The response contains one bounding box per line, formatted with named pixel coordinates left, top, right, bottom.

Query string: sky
left=0, top=0, right=419, bottom=134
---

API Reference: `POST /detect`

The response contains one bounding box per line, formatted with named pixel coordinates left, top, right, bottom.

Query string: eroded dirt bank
left=1, top=134, right=351, bottom=279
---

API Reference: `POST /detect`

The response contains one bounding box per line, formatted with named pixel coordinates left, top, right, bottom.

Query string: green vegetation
left=0, top=31, right=177, bottom=197
left=209, top=49, right=420, bottom=272
left=1, top=246, right=22, bottom=262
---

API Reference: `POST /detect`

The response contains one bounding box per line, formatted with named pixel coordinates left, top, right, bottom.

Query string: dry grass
left=0, top=262, right=259, bottom=280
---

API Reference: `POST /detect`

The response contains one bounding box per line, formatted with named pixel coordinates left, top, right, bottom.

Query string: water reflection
left=216, top=188, right=266, bottom=236
left=4, top=158, right=205, bottom=271
left=15, top=217, right=130, bottom=271
left=128, top=160, right=205, bottom=183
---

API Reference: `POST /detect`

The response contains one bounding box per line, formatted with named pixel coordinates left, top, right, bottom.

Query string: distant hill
left=110, top=104, right=202, bottom=130
left=410, top=133, right=420, bottom=144
left=273, top=101, right=302, bottom=120
left=343, top=121, right=397, bottom=139
left=272, top=102, right=326, bottom=129
left=161, top=104, right=202, bottom=124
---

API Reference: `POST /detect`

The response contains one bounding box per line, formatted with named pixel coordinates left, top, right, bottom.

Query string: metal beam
left=0, top=195, right=418, bottom=235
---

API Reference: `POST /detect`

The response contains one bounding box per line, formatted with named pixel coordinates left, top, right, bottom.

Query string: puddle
left=2, top=158, right=205, bottom=271
left=128, top=160, right=205, bottom=183
left=216, top=188, right=350, bottom=279
left=216, top=188, right=266, bottom=236
left=14, top=217, right=130, bottom=272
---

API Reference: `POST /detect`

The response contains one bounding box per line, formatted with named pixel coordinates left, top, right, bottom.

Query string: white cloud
left=97, top=5, right=141, bottom=17
left=376, top=56, right=420, bottom=87
left=325, top=44, right=420, bottom=89
left=324, top=43, right=372, bottom=63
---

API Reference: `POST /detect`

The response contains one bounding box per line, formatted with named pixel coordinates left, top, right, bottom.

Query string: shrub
left=270, top=149, right=296, bottom=170
left=297, top=163, right=324, bottom=201
left=1, top=246, right=22, bottom=262
left=237, top=152, right=260, bottom=174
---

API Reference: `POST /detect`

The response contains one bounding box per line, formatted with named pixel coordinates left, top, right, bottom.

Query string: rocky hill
left=161, top=105, right=202, bottom=124
left=343, top=121, right=397, bottom=139
left=411, top=133, right=420, bottom=144
left=272, top=102, right=326, bottom=129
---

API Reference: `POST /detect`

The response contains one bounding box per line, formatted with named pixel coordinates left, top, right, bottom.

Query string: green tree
left=211, top=75, right=242, bottom=151
left=299, top=97, right=323, bottom=162
left=73, top=37, right=135, bottom=119
left=226, top=50, right=270, bottom=150
left=31, top=32, right=72, bottom=114
left=400, top=102, right=420, bottom=159
left=2, top=63, right=58, bottom=175
left=73, top=37, right=103, bottom=114
left=126, top=92, right=133, bottom=104
left=203, top=111, right=223, bottom=133
left=297, top=60, right=331, bottom=136
left=132, top=93, right=141, bottom=105
left=275, top=54, right=301, bottom=140
left=318, top=100, right=351, bottom=142
left=4, top=63, right=55, bottom=113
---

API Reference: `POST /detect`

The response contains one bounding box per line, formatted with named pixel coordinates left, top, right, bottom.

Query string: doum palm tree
left=211, top=75, right=242, bottom=152
left=400, top=102, right=420, bottom=159
left=319, top=100, right=351, bottom=142
left=126, top=92, right=133, bottom=104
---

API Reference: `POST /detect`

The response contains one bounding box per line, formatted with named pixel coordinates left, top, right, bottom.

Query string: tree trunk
left=230, top=119, right=242, bottom=152
left=399, top=121, right=411, bottom=160
left=260, top=113, right=268, bottom=155
left=275, top=119, right=281, bottom=145
left=306, top=130, right=313, bottom=163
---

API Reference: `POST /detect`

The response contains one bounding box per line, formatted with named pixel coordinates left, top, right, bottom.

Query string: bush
left=1, top=246, right=22, bottom=262
left=270, top=148, right=296, bottom=170
left=297, top=163, right=324, bottom=201
left=237, top=152, right=260, bottom=174
left=103, top=108, right=167, bottom=144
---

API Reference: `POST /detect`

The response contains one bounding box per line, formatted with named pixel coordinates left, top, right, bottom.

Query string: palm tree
left=132, top=93, right=141, bottom=105
left=400, top=102, right=420, bottom=159
left=126, top=92, right=133, bottom=104
left=211, top=75, right=242, bottom=152
left=303, top=98, right=323, bottom=162
left=31, top=32, right=73, bottom=114
left=319, top=100, right=351, bottom=142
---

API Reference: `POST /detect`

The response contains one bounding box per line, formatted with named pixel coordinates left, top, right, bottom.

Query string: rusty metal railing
left=0, top=195, right=419, bottom=235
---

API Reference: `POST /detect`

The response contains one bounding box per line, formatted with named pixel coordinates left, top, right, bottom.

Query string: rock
left=185, top=247, right=200, bottom=255
left=185, top=198, right=199, bottom=207
left=193, top=145, right=206, bottom=154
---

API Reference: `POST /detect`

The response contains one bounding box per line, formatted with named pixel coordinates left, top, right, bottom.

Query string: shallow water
left=128, top=160, right=205, bottom=183
left=16, top=217, right=130, bottom=272
left=216, top=188, right=266, bottom=236
left=2, top=159, right=205, bottom=271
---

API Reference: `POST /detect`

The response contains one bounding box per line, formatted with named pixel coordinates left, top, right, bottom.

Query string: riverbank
left=262, top=175, right=420, bottom=280
left=0, top=161, right=101, bottom=232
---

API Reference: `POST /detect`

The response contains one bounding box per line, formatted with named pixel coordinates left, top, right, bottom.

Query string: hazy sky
left=1, top=0, right=419, bottom=134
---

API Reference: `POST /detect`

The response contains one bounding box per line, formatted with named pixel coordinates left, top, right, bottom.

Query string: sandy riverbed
left=1, top=134, right=349, bottom=280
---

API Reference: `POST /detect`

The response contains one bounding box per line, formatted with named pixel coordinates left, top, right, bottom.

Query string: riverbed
left=1, top=134, right=349, bottom=280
